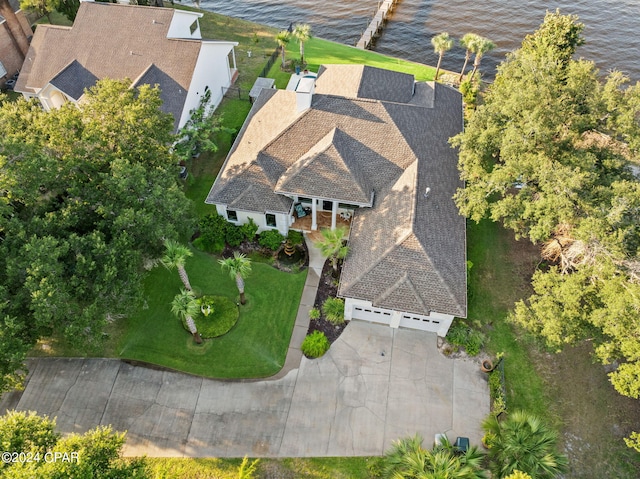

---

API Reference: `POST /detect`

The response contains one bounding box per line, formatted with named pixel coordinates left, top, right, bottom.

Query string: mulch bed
left=307, top=259, right=348, bottom=344
left=220, top=240, right=309, bottom=273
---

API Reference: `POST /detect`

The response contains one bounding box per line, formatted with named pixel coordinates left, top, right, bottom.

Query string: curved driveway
left=3, top=321, right=488, bottom=457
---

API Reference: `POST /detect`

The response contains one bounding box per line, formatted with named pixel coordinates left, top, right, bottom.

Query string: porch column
left=311, top=198, right=318, bottom=230
left=331, top=200, right=338, bottom=230
left=232, top=48, right=237, bottom=70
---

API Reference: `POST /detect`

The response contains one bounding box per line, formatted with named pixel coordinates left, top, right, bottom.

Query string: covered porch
left=290, top=210, right=351, bottom=236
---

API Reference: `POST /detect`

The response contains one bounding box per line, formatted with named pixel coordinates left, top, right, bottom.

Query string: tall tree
left=171, top=289, right=202, bottom=344
left=458, top=33, right=480, bottom=82
left=482, top=411, right=568, bottom=479
left=431, top=32, right=454, bottom=81
left=292, top=23, right=312, bottom=64
left=161, top=240, right=194, bottom=291
left=20, top=0, right=54, bottom=23
left=453, top=10, right=640, bottom=449
left=219, top=252, right=252, bottom=305
left=469, top=36, right=495, bottom=79
left=0, top=79, right=193, bottom=393
left=275, top=30, right=291, bottom=68
left=0, top=0, right=29, bottom=57
left=53, top=0, right=80, bottom=22
left=315, top=227, right=349, bottom=274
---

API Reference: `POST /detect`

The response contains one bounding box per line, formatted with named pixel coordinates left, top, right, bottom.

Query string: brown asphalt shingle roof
left=15, top=2, right=201, bottom=130
left=207, top=64, right=466, bottom=318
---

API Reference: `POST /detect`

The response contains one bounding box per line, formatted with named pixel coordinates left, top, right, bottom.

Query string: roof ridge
left=375, top=271, right=428, bottom=312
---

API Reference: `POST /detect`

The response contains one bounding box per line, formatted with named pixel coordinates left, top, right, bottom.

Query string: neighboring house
left=14, top=2, right=238, bottom=131
left=206, top=64, right=466, bottom=336
left=0, top=0, right=32, bottom=86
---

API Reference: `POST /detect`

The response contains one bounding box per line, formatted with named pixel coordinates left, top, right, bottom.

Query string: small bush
left=301, top=331, right=330, bottom=358
left=241, top=218, right=258, bottom=241
left=466, top=329, right=484, bottom=356
left=225, top=224, right=245, bottom=247
left=198, top=213, right=228, bottom=251
left=322, top=297, right=345, bottom=325
left=309, top=308, right=320, bottom=320
left=446, top=321, right=484, bottom=356
left=287, top=229, right=304, bottom=246
left=192, top=236, right=224, bottom=254
left=258, top=229, right=284, bottom=250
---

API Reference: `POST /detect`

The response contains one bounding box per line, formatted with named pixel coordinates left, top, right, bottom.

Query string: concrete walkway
left=3, top=321, right=489, bottom=457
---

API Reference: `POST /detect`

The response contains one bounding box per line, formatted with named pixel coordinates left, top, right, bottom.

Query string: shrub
left=301, top=331, right=330, bottom=358
left=193, top=296, right=239, bottom=338
left=241, top=218, right=258, bottom=241
left=309, top=308, right=320, bottom=320
left=258, top=229, right=284, bottom=250
left=225, top=224, right=245, bottom=247
left=465, top=329, right=484, bottom=356
left=198, top=213, right=228, bottom=252
left=446, top=321, right=484, bottom=356
left=322, top=297, right=345, bottom=325
left=287, top=229, right=304, bottom=246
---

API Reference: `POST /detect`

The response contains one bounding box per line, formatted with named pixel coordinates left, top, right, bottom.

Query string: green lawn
left=466, top=220, right=552, bottom=421
left=268, top=36, right=436, bottom=88
left=118, top=248, right=306, bottom=378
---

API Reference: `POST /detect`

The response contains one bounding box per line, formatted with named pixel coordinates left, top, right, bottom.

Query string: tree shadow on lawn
left=118, top=249, right=307, bottom=379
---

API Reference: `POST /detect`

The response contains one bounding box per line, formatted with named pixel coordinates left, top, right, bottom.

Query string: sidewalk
left=269, top=233, right=325, bottom=380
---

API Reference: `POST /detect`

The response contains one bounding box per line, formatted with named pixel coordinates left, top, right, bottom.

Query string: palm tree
left=469, top=36, right=496, bottom=80
left=431, top=32, right=454, bottom=81
left=219, top=252, right=252, bottom=305
left=382, top=434, right=487, bottom=479
left=482, top=410, right=568, bottom=479
left=314, top=227, right=349, bottom=275
left=171, top=289, right=202, bottom=344
left=0, top=0, right=29, bottom=58
left=459, top=33, right=480, bottom=82
left=504, top=471, right=533, bottom=479
left=292, top=23, right=312, bottom=64
left=161, top=239, right=193, bottom=291
left=275, top=30, right=291, bottom=68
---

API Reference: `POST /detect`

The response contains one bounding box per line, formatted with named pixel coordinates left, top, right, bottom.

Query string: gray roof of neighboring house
left=14, top=2, right=202, bottom=130
left=49, top=60, right=98, bottom=100
left=206, top=64, right=466, bottom=318
left=0, top=0, right=20, bottom=22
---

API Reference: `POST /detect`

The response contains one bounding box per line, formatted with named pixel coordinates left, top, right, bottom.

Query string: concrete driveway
left=5, top=321, right=489, bottom=457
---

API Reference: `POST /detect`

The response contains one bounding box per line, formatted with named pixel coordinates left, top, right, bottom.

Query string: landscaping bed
left=307, top=259, right=347, bottom=344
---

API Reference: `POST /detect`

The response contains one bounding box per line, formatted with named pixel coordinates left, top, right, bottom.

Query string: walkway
left=4, top=322, right=489, bottom=457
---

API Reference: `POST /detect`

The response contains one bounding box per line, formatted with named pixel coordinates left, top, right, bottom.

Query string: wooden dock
left=356, top=0, right=400, bottom=50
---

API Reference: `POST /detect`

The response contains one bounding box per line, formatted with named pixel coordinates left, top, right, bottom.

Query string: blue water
left=198, top=0, right=640, bottom=81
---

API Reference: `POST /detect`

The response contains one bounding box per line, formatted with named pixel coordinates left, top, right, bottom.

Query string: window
left=298, top=197, right=312, bottom=204
left=338, top=202, right=359, bottom=209
left=227, top=210, right=238, bottom=221
left=190, top=20, right=198, bottom=36
left=265, top=213, right=276, bottom=227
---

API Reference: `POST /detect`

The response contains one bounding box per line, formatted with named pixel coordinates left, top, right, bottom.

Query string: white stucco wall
left=215, top=205, right=289, bottom=236
left=179, top=41, right=238, bottom=130
left=344, top=297, right=455, bottom=337
left=167, top=10, right=202, bottom=39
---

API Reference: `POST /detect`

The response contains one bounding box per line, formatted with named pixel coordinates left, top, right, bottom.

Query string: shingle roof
left=15, top=3, right=201, bottom=129
left=207, top=65, right=466, bottom=318
left=49, top=60, right=98, bottom=101
left=0, top=0, right=20, bottom=21
left=275, top=128, right=373, bottom=205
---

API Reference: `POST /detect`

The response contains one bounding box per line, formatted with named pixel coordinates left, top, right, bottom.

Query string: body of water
left=199, top=0, right=640, bottom=81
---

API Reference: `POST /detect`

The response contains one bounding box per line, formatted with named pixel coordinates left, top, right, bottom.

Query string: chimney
left=296, top=77, right=315, bottom=113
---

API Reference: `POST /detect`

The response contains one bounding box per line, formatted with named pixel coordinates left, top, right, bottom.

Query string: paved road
left=3, top=321, right=489, bottom=457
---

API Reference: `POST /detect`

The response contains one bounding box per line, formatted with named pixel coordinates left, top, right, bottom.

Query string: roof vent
left=424, top=187, right=431, bottom=198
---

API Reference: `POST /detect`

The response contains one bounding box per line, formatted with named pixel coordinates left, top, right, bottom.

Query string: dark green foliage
left=446, top=322, right=484, bottom=356
left=225, top=224, right=245, bottom=247
left=198, top=213, right=228, bottom=253
left=193, top=296, right=239, bottom=338
left=301, top=331, right=330, bottom=358
left=258, top=229, right=284, bottom=250
left=0, top=80, right=193, bottom=392
left=322, top=297, right=345, bottom=325
left=241, top=218, right=259, bottom=241
left=287, top=229, right=304, bottom=246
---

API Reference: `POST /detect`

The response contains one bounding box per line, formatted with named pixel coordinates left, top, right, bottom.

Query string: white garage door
left=399, top=313, right=441, bottom=333
left=351, top=306, right=393, bottom=326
